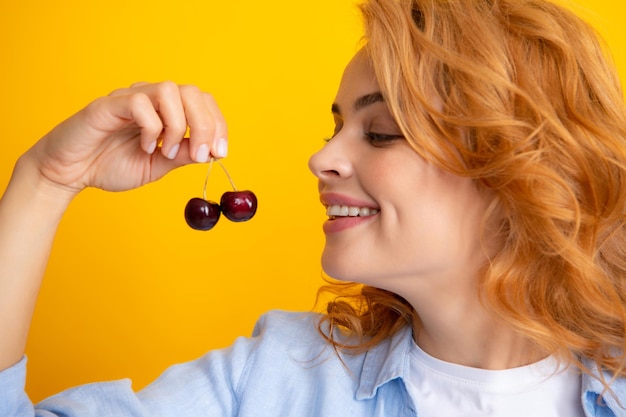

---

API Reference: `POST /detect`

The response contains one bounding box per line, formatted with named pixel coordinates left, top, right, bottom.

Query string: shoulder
left=135, top=311, right=342, bottom=415
left=249, top=310, right=368, bottom=365
left=223, top=311, right=360, bottom=399
left=251, top=310, right=324, bottom=341
left=246, top=310, right=336, bottom=364
left=245, top=309, right=370, bottom=372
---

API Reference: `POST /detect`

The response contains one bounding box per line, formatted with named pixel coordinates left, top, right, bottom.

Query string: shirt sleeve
left=0, top=333, right=258, bottom=417
left=0, top=357, right=34, bottom=416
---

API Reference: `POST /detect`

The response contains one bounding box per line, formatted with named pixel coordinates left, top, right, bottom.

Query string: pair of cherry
left=184, top=159, right=257, bottom=231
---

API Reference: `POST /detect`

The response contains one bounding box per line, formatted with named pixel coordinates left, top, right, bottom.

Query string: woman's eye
left=365, top=132, right=405, bottom=144
left=324, top=131, right=404, bottom=144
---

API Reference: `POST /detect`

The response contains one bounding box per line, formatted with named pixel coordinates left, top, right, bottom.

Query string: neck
left=405, top=278, right=546, bottom=370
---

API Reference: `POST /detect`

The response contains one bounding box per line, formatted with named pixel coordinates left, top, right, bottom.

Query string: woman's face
left=308, top=50, right=493, bottom=295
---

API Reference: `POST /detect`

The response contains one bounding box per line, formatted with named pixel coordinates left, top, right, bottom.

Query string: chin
left=320, top=251, right=380, bottom=285
left=321, top=252, right=355, bottom=283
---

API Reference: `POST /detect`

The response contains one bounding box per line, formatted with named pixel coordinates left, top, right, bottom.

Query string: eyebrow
left=331, top=92, right=384, bottom=115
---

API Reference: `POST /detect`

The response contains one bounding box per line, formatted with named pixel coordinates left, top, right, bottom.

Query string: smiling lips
left=326, top=205, right=379, bottom=219
left=319, top=193, right=380, bottom=233
left=322, top=200, right=380, bottom=233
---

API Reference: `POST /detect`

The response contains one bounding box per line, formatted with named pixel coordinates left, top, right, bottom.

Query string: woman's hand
left=0, top=81, right=228, bottom=370
left=26, top=81, right=228, bottom=196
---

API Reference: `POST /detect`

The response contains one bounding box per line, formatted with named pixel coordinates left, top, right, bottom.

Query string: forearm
left=0, top=152, right=76, bottom=370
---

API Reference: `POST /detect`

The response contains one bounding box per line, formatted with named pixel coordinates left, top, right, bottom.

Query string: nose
left=308, top=136, right=354, bottom=182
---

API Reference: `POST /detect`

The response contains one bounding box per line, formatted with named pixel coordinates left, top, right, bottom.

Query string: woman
left=1, top=0, right=625, bottom=415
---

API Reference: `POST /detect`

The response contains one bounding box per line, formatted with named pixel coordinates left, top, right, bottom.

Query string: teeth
left=326, top=205, right=379, bottom=218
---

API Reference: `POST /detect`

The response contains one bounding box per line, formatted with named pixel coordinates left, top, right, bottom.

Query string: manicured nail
left=214, top=138, right=228, bottom=158
left=166, top=143, right=180, bottom=160
left=196, top=144, right=210, bottom=163
left=146, top=141, right=157, bottom=154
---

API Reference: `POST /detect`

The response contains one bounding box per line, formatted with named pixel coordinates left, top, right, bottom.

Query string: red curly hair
left=318, top=0, right=626, bottom=390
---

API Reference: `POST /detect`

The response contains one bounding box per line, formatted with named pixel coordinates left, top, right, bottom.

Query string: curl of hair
left=318, top=0, right=626, bottom=391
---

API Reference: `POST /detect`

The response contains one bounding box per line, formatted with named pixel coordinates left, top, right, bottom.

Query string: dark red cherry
left=184, top=197, right=221, bottom=230
left=220, top=190, right=257, bottom=222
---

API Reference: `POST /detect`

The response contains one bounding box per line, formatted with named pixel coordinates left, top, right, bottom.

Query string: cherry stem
left=216, top=159, right=238, bottom=191
left=203, top=158, right=238, bottom=200
left=203, top=158, right=214, bottom=200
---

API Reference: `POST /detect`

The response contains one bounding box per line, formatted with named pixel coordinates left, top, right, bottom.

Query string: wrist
left=8, top=152, right=77, bottom=217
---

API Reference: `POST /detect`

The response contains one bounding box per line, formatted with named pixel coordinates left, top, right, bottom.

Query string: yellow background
left=0, top=0, right=624, bottom=403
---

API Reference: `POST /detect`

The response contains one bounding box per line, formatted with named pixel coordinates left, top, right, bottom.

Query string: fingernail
left=214, top=138, right=228, bottom=159
left=146, top=141, right=157, bottom=154
left=166, top=143, right=180, bottom=160
left=196, top=144, right=210, bottom=163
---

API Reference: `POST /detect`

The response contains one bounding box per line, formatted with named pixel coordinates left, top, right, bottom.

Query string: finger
left=136, top=81, right=188, bottom=160
left=107, top=87, right=130, bottom=97
left=108, top=82, right=150, bottom=97
left=149, top=138, right=195, bottom=179
left=86, top=92, right=164, bottom=154
left=203, top=92, right=228, bottom=159
left=179, top=84, right=216, bottom=163
left=124, top=93, right=165, bottom=154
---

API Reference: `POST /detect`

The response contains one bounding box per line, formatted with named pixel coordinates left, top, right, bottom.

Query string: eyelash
left=365, top=132, right=404, bottom=144
left=323, top=132, right=404, bottom=144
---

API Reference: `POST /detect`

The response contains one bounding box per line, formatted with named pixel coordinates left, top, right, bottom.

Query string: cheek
left=419, top=178, right=489, bottom=254
left=363, top=151, right=421, bottom=194
left=389, top=165, right=486, bottom=252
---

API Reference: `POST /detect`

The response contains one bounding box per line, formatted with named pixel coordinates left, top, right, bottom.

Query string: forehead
left=334, top=49, right=381, bottom=108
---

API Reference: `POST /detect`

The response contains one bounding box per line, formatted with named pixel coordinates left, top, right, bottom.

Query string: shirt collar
left=356, top=324, right=414, bottom=400
left=355, top=327, right=626, bottom=416
left=581, top=357, right=626, bottom=416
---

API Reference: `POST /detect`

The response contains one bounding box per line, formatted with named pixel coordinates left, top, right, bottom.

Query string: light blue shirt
left=1, top=310, right=625, bottom=416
